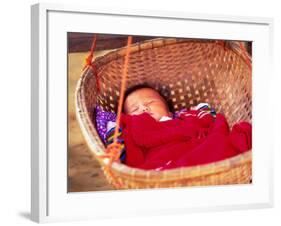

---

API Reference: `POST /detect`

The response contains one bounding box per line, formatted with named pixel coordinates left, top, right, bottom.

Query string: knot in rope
left=84, top=54, right=93, bottom=69
left=103, top=142, right=123, bottom=162
left=100, top=142, right=123, bottom=188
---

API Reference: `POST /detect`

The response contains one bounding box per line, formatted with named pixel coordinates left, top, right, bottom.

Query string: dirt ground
left=67, top=51, right=115, bottom=192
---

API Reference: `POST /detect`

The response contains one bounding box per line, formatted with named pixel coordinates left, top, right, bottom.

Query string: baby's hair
left=122, top=83, right=173, bottom=112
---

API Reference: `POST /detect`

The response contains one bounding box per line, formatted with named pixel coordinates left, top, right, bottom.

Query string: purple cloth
left=95, top=106, right=116, bottom=142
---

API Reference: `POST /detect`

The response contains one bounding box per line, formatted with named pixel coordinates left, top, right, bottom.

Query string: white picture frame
left=31, top=3, right=274, bottom=223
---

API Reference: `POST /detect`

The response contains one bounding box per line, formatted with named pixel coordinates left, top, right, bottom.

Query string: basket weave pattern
left=75, top=38, right=252, bottom=189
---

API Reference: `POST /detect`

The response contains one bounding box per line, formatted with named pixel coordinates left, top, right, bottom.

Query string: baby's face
left=124, top=88, right=171, bottom=121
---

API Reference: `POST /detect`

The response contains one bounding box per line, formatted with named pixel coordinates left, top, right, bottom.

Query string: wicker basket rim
left=108, top=150, right=252, bottom=181
left=92, top=38, right=251, bottom=71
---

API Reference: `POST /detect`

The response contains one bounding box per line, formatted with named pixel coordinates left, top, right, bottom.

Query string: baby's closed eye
left=130, top=106, right=139, bottom=113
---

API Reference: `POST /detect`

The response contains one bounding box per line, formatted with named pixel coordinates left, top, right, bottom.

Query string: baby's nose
left=141, top=105, right=150, bottom=112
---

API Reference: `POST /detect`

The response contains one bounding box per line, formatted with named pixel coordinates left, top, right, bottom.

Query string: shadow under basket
left=75, top=38, right=252, bottom=189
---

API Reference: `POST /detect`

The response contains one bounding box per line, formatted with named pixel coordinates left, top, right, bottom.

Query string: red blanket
left=120, top=111, right=251, bottom=170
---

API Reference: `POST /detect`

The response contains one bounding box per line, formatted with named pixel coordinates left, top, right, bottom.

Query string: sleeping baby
left=106, top=84, right=252, bottom=171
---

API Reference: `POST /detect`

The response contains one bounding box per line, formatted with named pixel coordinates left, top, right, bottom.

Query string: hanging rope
left=98, top=36, right=133, bottom=188
left=113, top=36, right=133, bottom=144
left=82, top=34, right=100, bottom=92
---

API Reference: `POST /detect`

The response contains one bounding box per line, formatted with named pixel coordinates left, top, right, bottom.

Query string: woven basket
left=75, top=38, right=252, bottom=189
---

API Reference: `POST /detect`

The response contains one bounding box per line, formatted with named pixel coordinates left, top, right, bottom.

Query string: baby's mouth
left=148, top=113, right=161, bottom=121
left=145, top=112, right=154, bottom=117
left=149, top=112, right=156, bottom=118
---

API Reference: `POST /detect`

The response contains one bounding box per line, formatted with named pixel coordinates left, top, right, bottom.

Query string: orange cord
left=113, top=36, right=133, bottom=143
left=82, top=34, right=100, bottom=92
left=82, top=34, right=97, bottom=70
left=99, top=36, right=133, bottom=188
left=99, top=142, right=123, bottom=188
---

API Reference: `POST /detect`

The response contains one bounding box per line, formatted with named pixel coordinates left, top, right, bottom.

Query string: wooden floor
left=67, top=51, right=115, bottom=192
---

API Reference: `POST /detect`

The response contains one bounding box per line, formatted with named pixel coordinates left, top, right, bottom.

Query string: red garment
left=120, top=111, right=251, bottom=170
